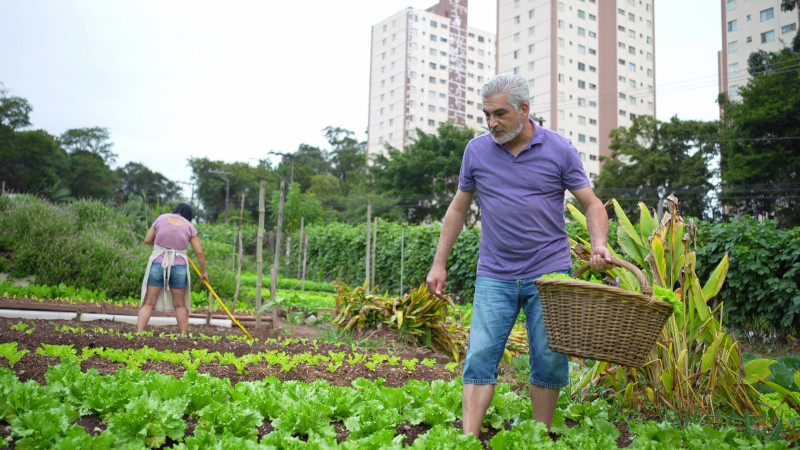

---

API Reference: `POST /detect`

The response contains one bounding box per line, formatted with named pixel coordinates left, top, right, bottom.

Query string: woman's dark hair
left=172, top=203, right=193, bottom=222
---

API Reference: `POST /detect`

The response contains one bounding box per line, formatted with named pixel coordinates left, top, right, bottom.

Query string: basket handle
left=573, top=257, right=652, bottom=296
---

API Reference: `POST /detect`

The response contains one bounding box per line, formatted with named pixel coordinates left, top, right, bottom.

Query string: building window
left=514, top=16, right=520, bottom=25
left=578, top=27, right=586, bottom=36
left=783, top=23, right=797, bottom=34
left=578, top=10, right=585, bottom=19
left=760, top=8, right=774, bottom=21
left=629, top=46, right=636, bottom=55
left=529, top=26, right=535, bottom=36
left=578, top=98, right=586, bottom=106
left=589, top=65, right=596, bottom=72
left=578, top=134, right=586, bottom=143
left=728, top=41, right=738, bottom=53
left=529, top=9, right=535, bottom=19
left=528, top=43, right=535, bottom=53
left=727, top=0, right=736, bottom=11
left=729, top=62, right=739, bottom=74
left=628, top=12, right=635, bottom=21
left=761, top=30, right=775, bottom=43
left=428, top=119, right=435, bottom=126
left=578, top=80, right=586, bottom=89
left=514, top=32, right=520, bottom=42
left=578, top=45, right=586, bottom=54
left=727, top=20, right=737, bottom=31
left=578, top=62, right=586, bottom=71
left=513, top=50, right=520, bottom=59
left=589, top=154, right=597, bottom=160
left=747, top=36, right=753, bottom=43
left=629, top=62, right=636, bottom=71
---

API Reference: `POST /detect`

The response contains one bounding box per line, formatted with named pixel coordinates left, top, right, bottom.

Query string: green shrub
left=696, top=216, right=800, bottom=335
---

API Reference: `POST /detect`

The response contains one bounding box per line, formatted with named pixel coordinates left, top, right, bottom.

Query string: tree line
left=1, top=44, right=798, bottom=229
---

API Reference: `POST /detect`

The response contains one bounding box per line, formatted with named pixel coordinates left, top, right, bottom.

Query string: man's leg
left=530, top=384, right=560, bottom=430
left=523, top=274, right=569, bottom=431
left=461, top=276, right=518, bottom=436
left=462, top=383, right=496, bottom=437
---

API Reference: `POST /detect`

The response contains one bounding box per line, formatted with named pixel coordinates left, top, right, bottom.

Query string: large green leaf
left=702, top=253, right=730, bottom=303
left=612, top=199, right=648, bottom=266
left=743, top=359, right=776, bottom=384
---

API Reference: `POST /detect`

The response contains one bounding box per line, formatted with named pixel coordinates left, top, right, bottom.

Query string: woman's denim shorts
left=147, top=263, right=188, bottom=289
left=462, top=273, right=569, bottom=389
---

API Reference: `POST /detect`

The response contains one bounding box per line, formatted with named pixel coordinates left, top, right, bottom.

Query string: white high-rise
left=367, top=0, right=496, bottom=159
left=719, top=0, right=798, bottom=102
left=496, top=0, right=656, bottom=179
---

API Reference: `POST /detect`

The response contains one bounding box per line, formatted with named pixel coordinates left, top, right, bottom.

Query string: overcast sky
left=1, top=1, right=721, bottom=189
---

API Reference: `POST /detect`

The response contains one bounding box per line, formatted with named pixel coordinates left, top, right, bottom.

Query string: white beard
left=491, top=117, right=524, bottom=144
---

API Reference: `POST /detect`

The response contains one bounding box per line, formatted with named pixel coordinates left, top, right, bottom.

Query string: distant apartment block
left=496, top=0, right=656, bottom=180
left=367, top=0, right=496, bottom=159
left=719, top=0, right=798, bottom=102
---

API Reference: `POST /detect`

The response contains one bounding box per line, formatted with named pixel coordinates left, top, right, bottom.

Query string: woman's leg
left=137, top=284, right=162, bottom=332
left=170, top=287, right=189, bottom=336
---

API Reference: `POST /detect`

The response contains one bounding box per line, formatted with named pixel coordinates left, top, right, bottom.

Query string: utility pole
left=175, top=180, right=196, bottom=205
left=209, top=169, right=230, bottom=222
left=268, top=151, right=297, bottom=185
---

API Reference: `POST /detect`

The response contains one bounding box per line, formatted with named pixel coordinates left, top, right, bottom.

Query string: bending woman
left=137, top=203, right=208, bottom=335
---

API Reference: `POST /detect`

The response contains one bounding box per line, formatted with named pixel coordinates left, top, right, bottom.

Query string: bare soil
left=0, top=296, right=632, bottom=448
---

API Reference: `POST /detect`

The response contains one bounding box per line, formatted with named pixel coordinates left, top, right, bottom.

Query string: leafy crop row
left=0, top=361, right=789, bottom=449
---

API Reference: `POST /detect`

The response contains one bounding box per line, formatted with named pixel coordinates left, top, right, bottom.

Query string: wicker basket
left=533, top=258, right=673, bottom=367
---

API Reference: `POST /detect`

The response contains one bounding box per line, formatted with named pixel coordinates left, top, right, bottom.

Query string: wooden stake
left=231, top=193, right=245, bottom=312
left=255, top=181, right=266, bottom=328
left=271, top=180, right=286, bottom=330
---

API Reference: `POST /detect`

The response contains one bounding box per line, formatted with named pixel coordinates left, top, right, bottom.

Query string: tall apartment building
left=496, top=0, right=656, bottom=180
left=719, top=0, right=798, bottom=101
left=367, top=0, right=496, bottom=159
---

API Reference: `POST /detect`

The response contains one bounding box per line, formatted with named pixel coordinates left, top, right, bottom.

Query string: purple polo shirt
left=458, top=119, right=590, bottom=279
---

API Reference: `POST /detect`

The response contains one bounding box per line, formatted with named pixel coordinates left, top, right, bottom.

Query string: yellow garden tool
left=187, top=256, right=253, bottom=340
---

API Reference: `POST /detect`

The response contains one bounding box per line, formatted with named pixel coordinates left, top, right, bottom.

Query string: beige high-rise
left=496, top=0, right=656, bottom=179
left=718, top=0, right=798, bottom=102
left=367, top=0, right=496, bottom=159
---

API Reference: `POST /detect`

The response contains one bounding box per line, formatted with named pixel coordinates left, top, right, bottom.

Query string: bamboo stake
left=365, top=201, right=371, bottom=288
left=297, top=217, right=304, bottom=279
left=301, top=232, right=308, bottom=291
left=371, top=217, right=377, bottom=289
left=231, top=193, right=245, bottom=312
left=256, top=181, right=266, bottom=328
left=271, top=180, right=286, bottom=330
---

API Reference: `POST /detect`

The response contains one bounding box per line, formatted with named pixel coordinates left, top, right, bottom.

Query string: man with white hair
left=426, top=73, right=613, bottom=436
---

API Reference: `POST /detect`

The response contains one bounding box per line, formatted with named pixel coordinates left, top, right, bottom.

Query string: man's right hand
left=426, top=266, right=449, bottom=298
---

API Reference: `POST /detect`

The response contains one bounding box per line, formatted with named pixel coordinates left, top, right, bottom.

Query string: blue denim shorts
left=462, top=273, right=569, bottom=388
left=147, top=263, right=188, bottom=289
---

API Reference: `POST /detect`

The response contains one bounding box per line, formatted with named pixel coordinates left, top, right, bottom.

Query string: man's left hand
left=589, top=246, right=614, bottom=271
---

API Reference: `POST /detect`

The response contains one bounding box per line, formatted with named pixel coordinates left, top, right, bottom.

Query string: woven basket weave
left=533, top=257, right=673, bottom=367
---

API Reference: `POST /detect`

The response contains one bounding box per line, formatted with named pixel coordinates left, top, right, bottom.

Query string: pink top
left=151, top=214, right=198, bottom=265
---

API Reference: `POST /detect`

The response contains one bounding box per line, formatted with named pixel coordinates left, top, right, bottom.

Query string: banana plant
left=568, top=194, right=779, bottom=426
